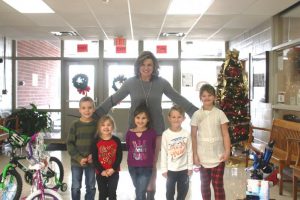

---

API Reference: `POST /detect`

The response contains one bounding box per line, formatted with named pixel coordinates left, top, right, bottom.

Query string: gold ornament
left=232, top=49, right=239, bottom=60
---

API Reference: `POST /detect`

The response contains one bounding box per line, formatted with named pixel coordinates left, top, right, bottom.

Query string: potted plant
left=11, top=103, right=52, bottom=136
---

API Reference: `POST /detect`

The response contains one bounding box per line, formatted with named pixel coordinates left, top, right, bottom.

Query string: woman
left=94, top=51, right=197, bottom=199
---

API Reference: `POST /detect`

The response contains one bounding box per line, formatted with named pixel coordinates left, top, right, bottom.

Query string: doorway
left=61, top=60, right=99, bottom=142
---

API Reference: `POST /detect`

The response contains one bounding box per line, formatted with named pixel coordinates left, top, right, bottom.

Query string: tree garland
left=112, top=75, right=127, bottom=92
left=72, top=74, right=90, bottom=95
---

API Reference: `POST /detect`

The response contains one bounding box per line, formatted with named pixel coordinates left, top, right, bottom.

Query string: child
left=126, top=103, right=157, bottom=200
left=92, top=115, right=123, bottom=200
left=190, top=84, right=231, bottom=200
left=161, top=105, right=193, bottom=200
left=67, top=96, right=97, bottom=200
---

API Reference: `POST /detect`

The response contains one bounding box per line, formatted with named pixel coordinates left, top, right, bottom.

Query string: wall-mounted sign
left=114, top=37, right=126, bottom=47
left=77, top=44, right=88, bottom=52
left=156, top=45, right=167, bottom=54
left=116, top=46, right=126, bottom=53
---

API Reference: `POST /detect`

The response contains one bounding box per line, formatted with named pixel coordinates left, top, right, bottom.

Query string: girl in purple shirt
left=126, top=103, right=156, bottom=200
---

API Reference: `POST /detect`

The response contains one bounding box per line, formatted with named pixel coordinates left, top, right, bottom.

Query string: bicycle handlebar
left=0, top=124, right=31, bottom=148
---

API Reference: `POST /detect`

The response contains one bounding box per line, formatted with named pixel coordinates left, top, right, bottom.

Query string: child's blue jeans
left=71, top=165, right=96, bottom=200
left=128, top=166, right=153, bottom=200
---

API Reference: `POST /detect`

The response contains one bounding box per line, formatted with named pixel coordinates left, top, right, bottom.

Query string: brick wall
left=229, top=19, right=272, bottom=60
left=17, top=41, right=60, bottom=108
left=17, top=40, right=60, bottom=57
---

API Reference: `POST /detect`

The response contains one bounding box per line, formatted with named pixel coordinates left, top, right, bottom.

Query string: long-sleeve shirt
left=67, top=119, right=97, bottom=167
left=94, top=76, right=198, bottom=135
left=126, top=128, right=156, bottom=167
left=91, top=135, right=123, bottom=174
left=161, top=128, right=193, bottom=173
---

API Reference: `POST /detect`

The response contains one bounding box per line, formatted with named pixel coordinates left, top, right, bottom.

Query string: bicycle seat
left=28, top=162, right=46, bottom=170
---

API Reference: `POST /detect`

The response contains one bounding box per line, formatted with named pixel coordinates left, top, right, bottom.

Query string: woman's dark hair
left=133, top=102, right=152, bottom=128
left=134, top=51, right=159, bottom=79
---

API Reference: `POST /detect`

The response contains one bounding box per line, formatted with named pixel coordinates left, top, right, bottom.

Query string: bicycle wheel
left=0, top=169, right=22, bottom=200
left=43, top=157, right=64, bottom=190
left=25, top=189, right=62, bottom=200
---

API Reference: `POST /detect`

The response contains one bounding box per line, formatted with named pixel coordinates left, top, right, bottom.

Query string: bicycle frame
left=0, top=163, right=15, bottom=189
left=28, top=162, right=47, bottom=199
left=0, top=125, right=62, bottom=187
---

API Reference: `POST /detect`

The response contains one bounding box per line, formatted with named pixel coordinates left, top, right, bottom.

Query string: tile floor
left=1, top=150, right=299, bottom=200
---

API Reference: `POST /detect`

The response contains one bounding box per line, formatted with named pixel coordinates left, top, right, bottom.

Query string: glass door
left=62, top=60, right=98, bottom=140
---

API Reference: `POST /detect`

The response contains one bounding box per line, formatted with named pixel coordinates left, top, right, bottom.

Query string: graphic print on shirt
left=99, top=144, right=116, bottom=166
left=132, top=140, right=147, bottom=161
left=168, top=136, right=187, bottom=161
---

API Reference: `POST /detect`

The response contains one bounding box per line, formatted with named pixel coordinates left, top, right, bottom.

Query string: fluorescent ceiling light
left=3, top=0, right=54, bottom=13
left=167, top=0, right=214, bottom=15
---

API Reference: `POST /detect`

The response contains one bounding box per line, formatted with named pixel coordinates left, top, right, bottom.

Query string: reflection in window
left=16, top=60, right=61, bottom=109
left=160, top=65, right=173, bottom=103
left=181, top=40, right=225, bottom=58
left=44, top=112, right=61, bottom=139
left=108, top=64, right=134, bottom=103
left=68, top=65, right=95, bottom=108
left=180, top=60, right=223, bottom=130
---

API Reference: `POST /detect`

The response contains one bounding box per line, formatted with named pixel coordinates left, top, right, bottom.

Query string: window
left=104, top=40, right=138, bottom=58
left=107, top=63, right=173, bottom=108
left=64, top=40, right=99, bottom=58
left=144, top=40, right=178, bottom=58
left=68, top=64, right=95, bottom=108
left=181, top=40, right=225, bottom=58
left=17, top=40, right=60, bottom=57
left=16, top=60, right=61, bottom=109
left=181, top=60, right=223, bottom=130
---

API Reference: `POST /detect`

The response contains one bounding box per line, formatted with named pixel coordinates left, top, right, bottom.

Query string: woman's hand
left=193, top=154, right=200, bottom=166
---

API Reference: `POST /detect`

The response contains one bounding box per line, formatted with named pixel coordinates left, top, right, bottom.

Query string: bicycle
left=24, top=132, right=62, bottom=200
left=0, top=125, right=67, bottom=196
left=0, top=163, right=22, bottom=200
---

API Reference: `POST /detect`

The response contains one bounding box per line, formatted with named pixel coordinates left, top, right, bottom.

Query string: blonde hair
left=97, top=115, right=116, bottom=135
left=168, top=105, right=185, bottom=116
left=79, top=96, right=95, bottom=108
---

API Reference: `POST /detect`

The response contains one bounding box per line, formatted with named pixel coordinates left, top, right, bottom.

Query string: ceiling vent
left=160, top=32, right=185, bottom=38
left=51, top=31, right=79, bottom=38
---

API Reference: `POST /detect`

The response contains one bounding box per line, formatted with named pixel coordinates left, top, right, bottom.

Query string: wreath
left=72, top=74, right=90, bottom=95
left=112, top=75, right=127, bottom=92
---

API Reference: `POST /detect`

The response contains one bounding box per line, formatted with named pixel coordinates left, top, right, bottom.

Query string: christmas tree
left=216, top=49, right=250, bottom=144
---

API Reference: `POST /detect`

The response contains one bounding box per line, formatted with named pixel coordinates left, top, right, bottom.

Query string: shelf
left=272, top=104, right=300, bottom=111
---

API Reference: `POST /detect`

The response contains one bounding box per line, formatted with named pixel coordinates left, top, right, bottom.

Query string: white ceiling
left=0, top=0, right=299, bottom=41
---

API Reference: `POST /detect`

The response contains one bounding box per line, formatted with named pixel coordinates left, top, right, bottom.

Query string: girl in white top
left=190, top=84, right=231, bottom=200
